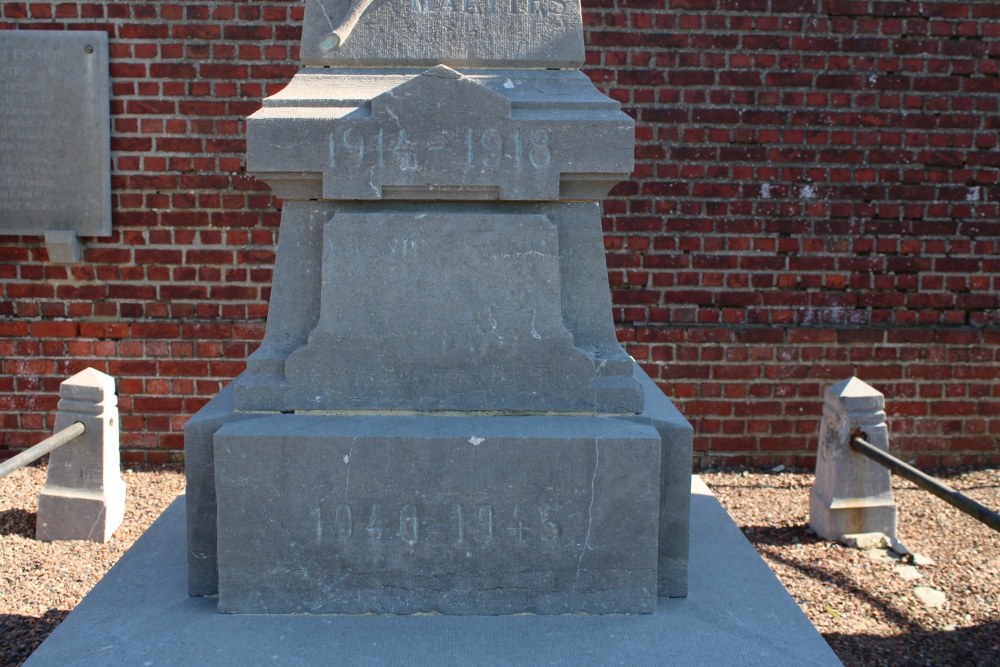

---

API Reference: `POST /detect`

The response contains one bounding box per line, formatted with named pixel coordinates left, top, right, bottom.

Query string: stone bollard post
left=37, top=368, right=126, bottom=543
left=809, top=376, right=897, bottom=541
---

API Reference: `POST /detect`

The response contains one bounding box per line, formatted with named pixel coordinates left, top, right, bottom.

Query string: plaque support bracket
left=44, top=230, right=83, bottom=264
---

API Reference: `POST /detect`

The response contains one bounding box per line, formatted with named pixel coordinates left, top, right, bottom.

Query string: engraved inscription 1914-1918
left=326, top=126, right=552, bottom=173
left=245, top=65, right=633, bottom=201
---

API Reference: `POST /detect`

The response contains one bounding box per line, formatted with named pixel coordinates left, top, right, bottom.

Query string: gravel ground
left=0, top=462, right=185, bottom=667
left=703, top=467, right=1000, bottom=667
left=1, top=463, right=997, bottom=666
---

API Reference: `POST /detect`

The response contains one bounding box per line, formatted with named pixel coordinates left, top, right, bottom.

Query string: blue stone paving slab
left=24, top=478, right=842, bottom=667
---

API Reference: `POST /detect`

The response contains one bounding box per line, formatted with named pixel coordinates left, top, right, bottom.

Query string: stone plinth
left=809, top=377, right=897, bottom=541
left=186, top=362, right=693, bottom=611
left=214, top=415, right=660, bottom=615
left=233, top=66, right=641, bottom=415
left=25, top=484, right=844, bottom=667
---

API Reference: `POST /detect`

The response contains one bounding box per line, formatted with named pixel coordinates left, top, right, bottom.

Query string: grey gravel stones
left=913, top=586, right=947, bottom=609
left=893, top=565, right=922, bottom=581
left=839, top=532, right=891, bottom=550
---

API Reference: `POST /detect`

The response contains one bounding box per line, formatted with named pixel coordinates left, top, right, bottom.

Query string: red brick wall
left=1, top=0, right=998, bottom=468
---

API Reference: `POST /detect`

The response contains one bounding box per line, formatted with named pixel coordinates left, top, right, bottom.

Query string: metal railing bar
left=0, top=421, right=86, bottom=480
left=851, top=436, right=1000, bottom=534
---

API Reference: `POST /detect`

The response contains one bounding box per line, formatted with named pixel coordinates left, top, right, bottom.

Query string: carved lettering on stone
left=299, top=0, right=584, bottom=68
left=0, top=31, right=111, bottom=237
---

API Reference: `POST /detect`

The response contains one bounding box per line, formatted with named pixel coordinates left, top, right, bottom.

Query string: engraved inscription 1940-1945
left=0, top=31, right=111, bottom=238
left=313, top=500, right=562, bottom=548
left=213, top=416, right=664, bottom=615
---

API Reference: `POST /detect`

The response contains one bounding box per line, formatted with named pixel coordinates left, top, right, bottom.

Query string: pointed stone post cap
left=825, top=376, right=883, bottom=414
left=59, top=367, right=117, bottom=405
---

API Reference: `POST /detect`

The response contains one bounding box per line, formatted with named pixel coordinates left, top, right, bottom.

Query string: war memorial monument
left=23, top=1, right=843, bottom=663
left=186, top=0, right=692, bottom=616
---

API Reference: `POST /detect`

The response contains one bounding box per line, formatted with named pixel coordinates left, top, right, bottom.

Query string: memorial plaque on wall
left=0, top=30, right=111, bottom=237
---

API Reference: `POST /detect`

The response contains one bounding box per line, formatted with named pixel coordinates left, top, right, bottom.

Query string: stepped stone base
left=185, top=363, right=695, bottom=608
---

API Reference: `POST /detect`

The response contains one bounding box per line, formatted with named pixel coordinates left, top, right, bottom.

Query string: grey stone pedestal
left=37, top=368, right=125, bottom=543
left=184, top=0, right=694, bottom=617
left=187, top=363, right=693, bottom=614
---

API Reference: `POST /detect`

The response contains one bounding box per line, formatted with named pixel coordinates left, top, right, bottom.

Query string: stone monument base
left=36, top=483, right=126, bottom=543
left=23, top=480, right=843, bottom=667
left=808, top=489, right=898, bottom=542
left=215, top=415, right=660, bottom=615
left=186, top=363, right=695, bottom=611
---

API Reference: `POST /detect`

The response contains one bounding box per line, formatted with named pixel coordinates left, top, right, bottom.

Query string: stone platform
left=24, top=478, right=843, bottom=666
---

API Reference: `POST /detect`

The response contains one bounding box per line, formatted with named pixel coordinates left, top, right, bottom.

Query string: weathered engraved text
left=213, top=417, right=664, bottom=615
left=410, top=0, right=569, bottom=17
left=243, top=66, right=636, bottom=202
left=314, top=500, right=563, bottom=548
left=299, top=0, right=586, bottom=68
left=325, top=126, right=553, bottom=175
left=0, top=31, right=111, bottom=237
